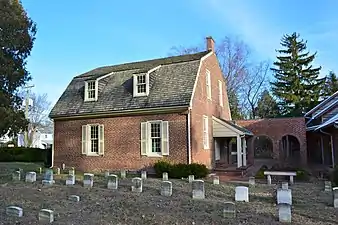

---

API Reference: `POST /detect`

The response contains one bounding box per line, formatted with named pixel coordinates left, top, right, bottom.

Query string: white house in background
left=17, top=129, right=53, bottom=149
left=0, top=133, right=13, bottom=144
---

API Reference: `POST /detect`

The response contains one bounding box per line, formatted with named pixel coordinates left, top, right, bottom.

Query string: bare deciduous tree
left=28, top=92, right=52, bottom=130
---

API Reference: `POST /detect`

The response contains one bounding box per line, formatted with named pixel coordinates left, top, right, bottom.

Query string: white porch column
left=236, top=135, right=242, bottom=168
left=242, top=137, right=247, bottom=166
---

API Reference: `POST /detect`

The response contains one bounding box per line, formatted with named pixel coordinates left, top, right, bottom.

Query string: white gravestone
left=39, top=167, right=42, bottom=174
left=141, top=171, right=147, bottom=179
left=162, top=172, right=168, bottom=181
left=188, top=175, right=194, bottom=183
left=235, top=186, right=249, bottom=202
left=281, top=182, right=288, bottom=190
left=131, top=177, right=142, bottom=192
left=62, top=163, right=66, bottom=170
left=192, top=180, right=205, bottom=199
left=277, top=189, right=292, bottom=205
left=12, top=171, right=21, bottom=181
left=69, top=168, right=75, bottom=176
left=249, top=177, right=255, bottom=186
left=107, top=174, right=118, bottom=189
left=278, top=203, right=291, bottom=223
left=66, top=174, right=75, bottom=185
left=56, top=167, right=60, bottom=175
left=160, top=181, right=172, bottom=196
left=6, top=206, right=23, bottom=217
left=213, top=176, right=220, bottom=185
left=333, top=187, right=338, bottom=208
left=42, top=169, right=54, bottom=185
left=223, top=202, right=236, bottom=218
left=25, top=172, right=36, bottom=183
left=83, top=173, right=94, bottom=188
left=38, top=209, right=54, bottom=223
left=325, top=181, right=332, bottom=192
left=120, top=169, right=126, bottom=179
left=69, top=195, right=80, bottom=202
left=104, top=170, right=110, bottom=178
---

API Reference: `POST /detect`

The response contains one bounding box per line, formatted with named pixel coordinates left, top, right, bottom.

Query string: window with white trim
left=140, top=120, right=169, bottom=156
left=206, top=70, right=211, bottom=100
left=82, top=124, right=104, bottom=156
left=84, top=80, right=98, bottom=101
left=133, top=73, right=149, bottom=97
left=203, top=116, right=209, bottom=149
left=218, top=80, right=223, bottom=107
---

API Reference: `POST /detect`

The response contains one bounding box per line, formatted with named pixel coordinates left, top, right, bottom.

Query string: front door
left=230, top=141, right=238, bottom=165
left=215, top=139, right=221, bottom=161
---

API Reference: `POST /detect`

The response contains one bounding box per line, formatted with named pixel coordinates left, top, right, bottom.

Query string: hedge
left=154, top=161, right=209, bottom=179
left=0, top=147, right=51, bottom=166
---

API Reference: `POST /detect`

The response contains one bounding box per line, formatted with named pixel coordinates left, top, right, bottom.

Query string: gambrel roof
left=49, top=51, right=211, bottom=118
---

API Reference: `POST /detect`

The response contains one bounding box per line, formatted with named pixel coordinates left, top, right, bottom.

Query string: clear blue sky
left=21, top=0, right=338, bottom=105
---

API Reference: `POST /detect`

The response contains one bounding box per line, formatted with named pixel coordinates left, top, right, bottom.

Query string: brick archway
left=236, top=118, right=307, bottom=166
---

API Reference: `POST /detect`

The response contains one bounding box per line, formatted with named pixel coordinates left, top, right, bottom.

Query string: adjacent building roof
left=49, top=51, right=211, bottom=118
left=212, top=117, right=253, bottom=136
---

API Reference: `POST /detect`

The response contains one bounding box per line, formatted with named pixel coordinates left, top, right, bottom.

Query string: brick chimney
left=206, top=36, right=215, bottom=52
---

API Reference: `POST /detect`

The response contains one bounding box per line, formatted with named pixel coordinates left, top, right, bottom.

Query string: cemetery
left=0, top=163, right=337, bottom=224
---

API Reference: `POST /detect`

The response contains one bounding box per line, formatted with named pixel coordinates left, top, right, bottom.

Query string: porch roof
left=212, top=116, right=253, bottom=137
left=314, top=113, right=338, bottom=131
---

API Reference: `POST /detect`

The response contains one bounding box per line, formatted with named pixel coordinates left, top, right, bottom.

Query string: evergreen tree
left=254, top=90, right=280, bottom=118
left=0, top=0, right=37, bottom=136
left=270, top=32, right=325, bottom=117
left=228, top=90, right=243, bottom=120
left=323, top=71, right=338, bottom=97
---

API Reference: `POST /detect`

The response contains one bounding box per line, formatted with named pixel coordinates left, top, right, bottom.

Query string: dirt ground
left=0, top=163, right=337, bottom=225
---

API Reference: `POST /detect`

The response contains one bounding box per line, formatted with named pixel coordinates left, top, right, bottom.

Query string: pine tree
left=255, top=90, right=280, bottom=118
left=323, top=71, right=338, bottom=97
left=270, top=32, right=325, bottom=117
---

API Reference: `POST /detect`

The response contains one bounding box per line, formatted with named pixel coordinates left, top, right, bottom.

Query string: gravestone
left=141, top=171, right=147, bottom=179
left=104, top=170, right=110, bottom=178
left=267, top=175, right=272, bottom=185
left=69, top=168, right=75, bottom=176
left=38, top=209, right=54, bottom=223
left=107, top=174, right=118, bottom=190
left=120, top=169, right=126, bottom=179
left=39, top=167, right=42, bottom=174
left=12, top=171, right=21, bottom=181
left=66, top=174, right=75, bottom=185
left=213, top=176, right=220, bottom=185
left=42, top=169, right=54, bottom=185
left=160, top=181, right=172, bottom=196
left=188, top=175, right=194, bottom=183
left=69, top=195, right=80, bottom=202
left=325, top=181, right=332, bottom=192
left=192, top=180, right=205, bottom=199
left=333, top=187, right=338, bottom=208
left=83, top=173, right=94, bottom=188
left=62, top=163, right=66, bottom=170
left=131, top=177, right=142, bottom=192
left=278, top=203, right=291, bottom=223
left=249, top=177, right=255, bottom=186
left=162, top=172, right=168, bottom=181
left=223, top=202, right=236, bottom=218
left=25, top=172, right=36, bottom=183
left=6, top=206, right=23, bottom=217
left=281, top=182, right=288, bottom=190
left=277, top=189, right=292, bottom=205
left=235, top=186, right=249, bottom=202
left=56, top=167, right=60, bottom=175
left=16, top=168, right=23, bottom=179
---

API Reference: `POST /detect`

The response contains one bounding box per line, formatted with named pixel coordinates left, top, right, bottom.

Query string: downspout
left=187, top=107, right=192, bottom=164
left=320, top=129, right=335, bottom=168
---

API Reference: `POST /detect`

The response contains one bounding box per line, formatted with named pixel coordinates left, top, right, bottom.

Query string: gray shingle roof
left=49, top=51, right=210, bottom=118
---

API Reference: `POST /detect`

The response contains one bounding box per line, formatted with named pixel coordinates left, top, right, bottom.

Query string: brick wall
left=236, top=118, right=307, bottom=165
left=53, top=113, right=188, bottom=172
left=190, top=53, right=232, bottom=168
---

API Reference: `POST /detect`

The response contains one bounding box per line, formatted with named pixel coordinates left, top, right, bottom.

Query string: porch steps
left=212, top=164, right=253, bottom=181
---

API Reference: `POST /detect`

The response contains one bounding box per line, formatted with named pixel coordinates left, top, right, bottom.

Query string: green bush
left=255, top=165, right=268, bottom=179
left=153, top=161, right=209, bottom=179
left=0, top=147, right=50, bottom=165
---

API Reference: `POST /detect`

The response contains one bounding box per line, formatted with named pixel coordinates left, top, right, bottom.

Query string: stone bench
left=264, top=171, right=296, bottom=185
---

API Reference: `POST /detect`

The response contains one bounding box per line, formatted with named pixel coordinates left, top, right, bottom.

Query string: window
left=82, top=124, right=104, bottom=156
left=88, top=81, right=96, bottom=99
left=203, top=116, right=209, bottom=149
left=140, top=121, right=169, bottom=156
left=133, top=73, right=149, bottom=97
left=206, top=70, right=211, bottom=100
left=218, top=80, right=223, bottom=107
left=84, top=80, right=98, bottom=101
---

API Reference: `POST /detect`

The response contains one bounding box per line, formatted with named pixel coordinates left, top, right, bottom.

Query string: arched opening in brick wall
left=253, top=135, right=273, bottom=159
left=279, top=135, right=301, bottom=163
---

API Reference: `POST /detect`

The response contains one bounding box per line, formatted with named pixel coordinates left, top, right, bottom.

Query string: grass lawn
left=0, top=163, right=337, bottom=225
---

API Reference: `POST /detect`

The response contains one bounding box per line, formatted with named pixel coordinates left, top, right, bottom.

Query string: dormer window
left=133, top=73, right=149, bottom=97
left=84, top=80, right=98, bottom=101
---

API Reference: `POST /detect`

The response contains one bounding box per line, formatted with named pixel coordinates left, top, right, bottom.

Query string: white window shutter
left=161, top=121, right=169, bottom=155
left=218, top=80, right=223, bottom=106
left=140, top=122, right=148, bottom=155
left=94, top=81, right=99, bottom=101
left=133, top=75, right=137, bottom=97
left=205, top=117, right=209, bottom=149
left=145, top=73, right=150, bottom=96
left=98, top=124, right=104, bottom=155
left=84, top=82, right=89, bottom=101
left=81, top=125, right=87, bottom=154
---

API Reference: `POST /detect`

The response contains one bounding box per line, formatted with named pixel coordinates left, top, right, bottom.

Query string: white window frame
left=82, top=124, right=104, bottom=156
left=148, top=121, right=162, bottom=157
left=218, top=80, right=223, bottom=107
left=206, top=70, right=211, bottom=100
left=84, top=80, right=98, bottom=102
left=133, top=73, right=150, bottom=97
left=203, top=116, right=209, bottom=149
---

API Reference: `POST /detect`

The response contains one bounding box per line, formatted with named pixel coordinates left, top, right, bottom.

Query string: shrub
left=153, top=161, right=209, bottom=179
left=255, top=165, right=268, bottom=179
left=153, top=160, right=171, bottom=177
left=0, top=147, right=50, bottom=166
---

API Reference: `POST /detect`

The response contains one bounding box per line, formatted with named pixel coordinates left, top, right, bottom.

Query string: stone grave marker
left=213, top=175, right=220, bottom=185
left=66, top=174, right=75, bottom=185
left=69, top=168, right=75, bottom=176
left=104, top=170, right=110, bottom=178
left=278, top=203, right=291, bottom=223
left=235, top=186, right=249, bottom=202
left=281, top=182, right=288, bottom=190
left=38, top=209, right=54, bottom=223
left=83, top=173, right=94, bottom=188
left=42, top=169, right=54, bottom=185
left=277, top=189, right=292, bottom=205
left=131, top=177, right=142, bottom=192
left=62, top=163, right=66, bottom=170
left=107, top=174, right=118, bottom=190
left=162, top=172, right=168, bottom=181
left=39, top=167, right=42, bottom=174
left=160, top=181, right=172, bottom=197
left=188, top=175, right=194, bottom=183
left=55, top=167, right=60, bottom=175
left=6, top=206, right=23, bottom=217
left=25, top=172, right=36, bottom=183
left=333, top=187, right=338, bottom=208
left=12, top=171, right=21, bottom=181
left=249, top=177, right=255, bottom=186
left=223, top=202, right=236, bottom=218
left=192, top=180, right=205, bottom=199
left=120, top=169, right=126, bottom=179
left=69, top=195, right=80, bottom=202
left=325, top=181, right=332, bottom=192
left=141, top=171, right=147, bottom=179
